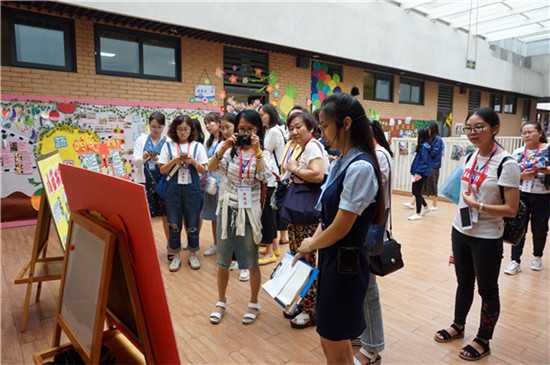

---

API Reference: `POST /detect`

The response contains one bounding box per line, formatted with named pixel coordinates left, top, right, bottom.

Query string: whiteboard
left=60, top=220, right=108, bottom=355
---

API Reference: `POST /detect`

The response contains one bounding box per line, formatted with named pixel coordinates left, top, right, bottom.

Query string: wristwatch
left=478, top=202, right=484, bottom=212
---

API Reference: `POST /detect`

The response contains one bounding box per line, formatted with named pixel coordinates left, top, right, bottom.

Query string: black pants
left=411, top=177, right=428, bottom=214
left=511, top=192, right=549, bottom=263
left=452, top=227, right=503, bottom=340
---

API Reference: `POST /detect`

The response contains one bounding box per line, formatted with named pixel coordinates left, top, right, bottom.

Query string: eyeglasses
left=462, top=126, right=486, bottom=134
left=177, top=127, right=191, bottom=133
left=237, top=127, right=256, bottom=134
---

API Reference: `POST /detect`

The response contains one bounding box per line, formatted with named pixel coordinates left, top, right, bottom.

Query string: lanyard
left=282, top=143, right=298, bottom=167
left=522, top=144, right=541, bottom=171
left=176, top=142, right=191, bottom=166
left=239, top=148, right=255, bottom=183
left=209, top=140, right=219, bottom=157
left=146, top=135, right=164, bottom=152
left=468, top=143, right=498, bottom=192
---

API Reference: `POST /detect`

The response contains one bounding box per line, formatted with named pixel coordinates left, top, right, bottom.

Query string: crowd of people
left=132, top=95, right=548, bottom=363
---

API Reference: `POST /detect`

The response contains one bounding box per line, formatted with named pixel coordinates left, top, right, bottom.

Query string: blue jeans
left=511, top=192, right=549, bottom=263
left=165, top=171, right=204, bottom=253
left=361, top=273, right=385, bottom=353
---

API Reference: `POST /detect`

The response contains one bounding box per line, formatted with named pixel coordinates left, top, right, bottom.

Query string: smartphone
left=180, top=153, right=188, bottom=158
left=148, top=151, right=157, bottom=157
left=459, top=206, right=472, bottom=229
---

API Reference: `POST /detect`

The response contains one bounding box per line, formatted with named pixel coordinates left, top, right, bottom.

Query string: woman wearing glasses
left=504, top=121, right=549, bottom=275
left=159, top=115, right=208, bottom=272
left=208, top=109, right=270, bottom=325
left=434, top=107, right=520, bottom=361
left=132, top=112, right=169, bottom=245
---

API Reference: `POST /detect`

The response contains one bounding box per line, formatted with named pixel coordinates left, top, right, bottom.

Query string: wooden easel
left=34, top=211, right=154, bottom=364
left=14, top=190, right=64, bottom=332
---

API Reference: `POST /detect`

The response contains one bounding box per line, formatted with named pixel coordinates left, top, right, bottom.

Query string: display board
left=35, top=151, right=70, bottom=248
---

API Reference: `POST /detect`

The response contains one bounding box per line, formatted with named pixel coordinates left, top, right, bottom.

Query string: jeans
left=452, top=227, right=503, bottom=340
left=165, top=170, right=204, bottom=253
left=511, top=192, right=549, bottom=263
left=360, top=273, right=385, bottom=353
left=412, top=177, right=428, bottom=214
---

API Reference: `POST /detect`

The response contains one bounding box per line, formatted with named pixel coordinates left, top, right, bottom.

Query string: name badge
left=523, top=178, right=533, bottom=192
left=237, top=185, right=252, bottom=209
left=147, top=160, right=156, bottom=171
left=178, top=167, right=190, bottom=185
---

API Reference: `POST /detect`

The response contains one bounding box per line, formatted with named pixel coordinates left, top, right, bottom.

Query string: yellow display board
left=36, top=151, right=70, bottom=248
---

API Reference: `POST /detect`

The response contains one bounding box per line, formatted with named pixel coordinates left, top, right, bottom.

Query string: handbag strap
left=380, top=150, right=393, bottom=239
left=165, top=143, right=180, bottom=181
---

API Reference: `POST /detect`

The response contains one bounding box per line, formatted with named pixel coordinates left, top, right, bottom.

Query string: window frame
left=504, top=95, right=517, bottom=114
left=490, top=93, right=503, bottom=113
left=94, top=24, right=181, bottom=82
left=6, top=8, right=76, bottom=72
left=398, top=77, right=424, bottom=105
left=363, top=71, right=393, bottom=102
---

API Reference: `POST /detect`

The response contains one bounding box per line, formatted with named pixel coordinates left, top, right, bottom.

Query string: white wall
left=64, top=0, right=548, bottom=97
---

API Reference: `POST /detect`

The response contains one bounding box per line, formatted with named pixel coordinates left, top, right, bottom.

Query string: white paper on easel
left=262, top=253, right=313, bottom=306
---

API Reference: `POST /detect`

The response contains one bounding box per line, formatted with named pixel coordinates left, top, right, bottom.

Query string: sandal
left=283, top=309, right=300, bottom=319
left=353, top=348, right=381, bottom=365
left=242, top=302, right=260, bottom=325
left=290, top=312, right=317, bottom=329
left=459, top=338, right=491, bottom=361
left=209, top=301, right=226, bottom=324
left=434, top=323, right=464, bottom=343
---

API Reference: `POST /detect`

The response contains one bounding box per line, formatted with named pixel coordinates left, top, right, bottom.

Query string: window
left=399, top=78, right=424, bottom=105
left=504, top=95, right=517, bottom=114
left=95, top=24, right=180, bottom=81
left=490, top=93, right=503, bottom=113
left=223, top=46, right=268, bottom=107
left=3, top=8, right=75, bottom=71
left=363, top=72, right=393, bottom=102
left=522, top=99, right=531, bottom=121
left=468, top=90, right=481, bottom=111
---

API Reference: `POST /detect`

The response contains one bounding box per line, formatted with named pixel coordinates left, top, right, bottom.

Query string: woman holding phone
left=434, top=107, right=520, bottom=361
left=159, top=115, right=208, bottom=272
left=132, top=112, right=169, bottom=243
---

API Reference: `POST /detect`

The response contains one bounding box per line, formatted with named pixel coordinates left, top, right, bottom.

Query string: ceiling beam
left=401, top=0, right=435, bottom=11
left=427, top=2, right=477, bottom=19
left=451, top=3, right=550, bottom=29
left=472, top=13, right=550, bottom=35
left=485, top=23, right=550, bottom=42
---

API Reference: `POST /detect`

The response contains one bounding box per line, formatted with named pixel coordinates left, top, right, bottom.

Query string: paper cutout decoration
left=280, top=84, right=297, bottom=115
left=311, top=61, right=344, bottom=111
left=218, top=90, right=226, bottom=100
left=370, top=109, right=380, bottom=122
left=204, top=78, right=211, bottom=85
left=254, top=68, right=262, bottom=76
left=50, top=110, right=60, bottom=121
left=57, top=103, right=78, bottom=114
left=215, top=67, right=225, bottom=78
left=242, top=77, right=249, bottom=84
left=445, top=112, right=453, bottom=127
left=232, top=65, right=238, bottom=71
left=229, top=74, right=238, bottom=84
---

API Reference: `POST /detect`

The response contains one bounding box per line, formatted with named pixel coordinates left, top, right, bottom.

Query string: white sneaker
left=407, top=214, right=422, bottom=220
left=183, top=240, right=189, bottom=250
left=239, top=269, right=250, bottom=281
left=531, top=256, right=543, bottom=271
left=204, top=244, right=217, bottom=256
left=169, top=257, right=182, bottom=272
left=429, top=206, right=439, bottom=211
left=189, top=255, right=201, bottom=270
left=504, top=260, right=522, bottom=275
left=229, top=261, right=239, bottom=271
left=420, top=207, right=430, bottom=216
left=402, top=202, right=415, bottom=210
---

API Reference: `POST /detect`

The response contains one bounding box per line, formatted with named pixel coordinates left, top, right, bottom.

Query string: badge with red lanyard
left=522, top=143, right=541, bottom=192
left=177, top=142, right=191, bottom=185
left=237, top=148, right=255, bottom=209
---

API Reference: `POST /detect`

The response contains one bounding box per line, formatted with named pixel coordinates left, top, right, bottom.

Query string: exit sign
left=466, top=59, right=476, bottom=69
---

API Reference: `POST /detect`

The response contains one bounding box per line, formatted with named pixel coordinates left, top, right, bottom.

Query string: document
left=262, top=252, right=318, bottom=314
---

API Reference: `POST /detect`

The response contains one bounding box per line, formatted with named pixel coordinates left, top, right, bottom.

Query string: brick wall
left=0, top=3, right=537, bottom=136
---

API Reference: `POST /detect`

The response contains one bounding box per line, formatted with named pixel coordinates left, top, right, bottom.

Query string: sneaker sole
left=504, top=268, right=521, bottom=275
left=531, top=266, right=542, bottom=271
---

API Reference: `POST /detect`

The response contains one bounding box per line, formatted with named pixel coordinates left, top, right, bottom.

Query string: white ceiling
left=387, top=0, right=550, bottom=56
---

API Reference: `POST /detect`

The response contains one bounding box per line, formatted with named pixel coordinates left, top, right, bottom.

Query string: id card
left=147, top=159, right=156, bottom=171
left=178, top=167, right=190, bottom=185
left=522, top=178, right=533, bottom=192
left=237, top=186, right=252, bottom=209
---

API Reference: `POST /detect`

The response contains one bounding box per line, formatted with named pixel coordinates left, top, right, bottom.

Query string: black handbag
left=276, top=178, right=322, bottom=226
left=498, top=156, right=528, bottom=246
left=369, top=237, right=404, bottom=276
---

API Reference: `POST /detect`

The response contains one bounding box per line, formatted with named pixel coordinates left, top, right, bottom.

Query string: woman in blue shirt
left=293, top=93, right=385, bottom=364
left=408, top=127, right=431, bottom=220
left=422, top=122, right=444, bottom=211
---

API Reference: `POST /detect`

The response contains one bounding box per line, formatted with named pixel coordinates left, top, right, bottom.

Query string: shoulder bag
left=366, top=150, right=391, bottom=256
left=498, top=155, right=527, bottom=246
left=154, top=145, right=180, bottom=199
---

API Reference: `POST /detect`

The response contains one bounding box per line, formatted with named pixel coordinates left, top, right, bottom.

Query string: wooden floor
left=2, top=194, right=549, bottom=364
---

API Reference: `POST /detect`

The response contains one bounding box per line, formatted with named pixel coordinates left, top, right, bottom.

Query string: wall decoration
left=451, top=145, right=465, bottom=161
left=195, top=85, right=215, bottom=102
left=229, top=74, right=238, bottom=84
left=311, top=61, right=344, bottom=112
left=280, top=84, right=297, bottom=116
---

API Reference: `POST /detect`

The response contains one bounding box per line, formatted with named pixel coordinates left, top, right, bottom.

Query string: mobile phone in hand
left=148, top=151, right=157, bottom=157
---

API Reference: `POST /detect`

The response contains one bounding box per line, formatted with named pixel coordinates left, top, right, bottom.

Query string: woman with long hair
left=207, top=109, right=270, bottom=325
left=407, top=127, right=431, bottom=220
left=504, top=121, right=549, bottom=274
left=294, top=93, right=385, bottom=364
left=434, top=107, right=520, bottom=361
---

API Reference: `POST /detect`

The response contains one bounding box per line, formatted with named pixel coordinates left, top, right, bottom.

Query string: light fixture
left=100, top=52, right=116, bottom=57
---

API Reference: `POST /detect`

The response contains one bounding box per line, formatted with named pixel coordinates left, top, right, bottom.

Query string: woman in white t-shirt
left=258, top=103, right=286, bottom=264
left=434, top=107, right=520, bottom=361
left=505, top=121, right=549, bottom=274
left=282, top=111, right=329, bottom=329
left=159, top=115, right=208, bottom=272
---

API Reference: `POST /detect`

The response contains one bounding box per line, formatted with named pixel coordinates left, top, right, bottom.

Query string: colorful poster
left=36, top=151, right=70, bottom=248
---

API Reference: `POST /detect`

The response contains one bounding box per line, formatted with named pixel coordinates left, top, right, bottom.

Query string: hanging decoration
left=311, top=61, right=344, bottom=112
left=215, top=67, right=226, bottom=78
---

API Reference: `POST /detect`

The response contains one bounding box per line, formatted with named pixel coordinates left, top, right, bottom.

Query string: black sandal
left=434, top=323, right=464, bottom=343
left=459, top=338, right=490, bottom=361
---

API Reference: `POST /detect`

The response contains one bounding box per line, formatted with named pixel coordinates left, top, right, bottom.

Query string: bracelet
left=255, top=150, right=263, bottom=159
left=255, top=155, right=263, bottom=160
left=478, top=202, right=484, bottom=212
left=215, top=152, right=222, bottom=160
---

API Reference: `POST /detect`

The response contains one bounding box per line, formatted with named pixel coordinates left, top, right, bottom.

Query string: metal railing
left=390, top=136, right=523, bottom=193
